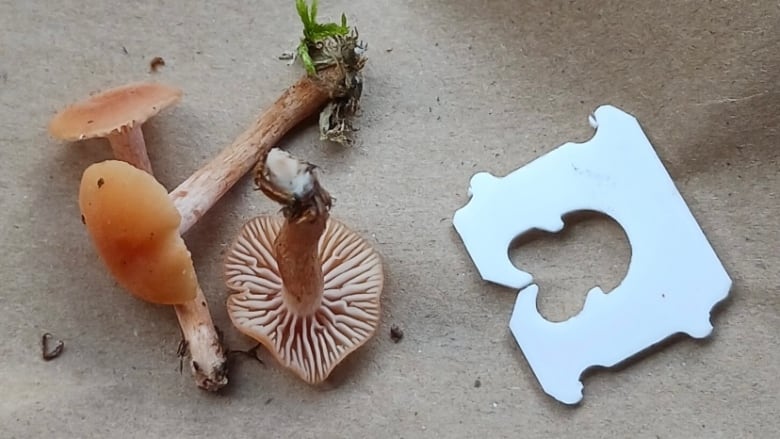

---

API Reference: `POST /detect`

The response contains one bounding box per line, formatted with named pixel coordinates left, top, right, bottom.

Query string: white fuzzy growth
left=265, top=149, right=314, bottom=196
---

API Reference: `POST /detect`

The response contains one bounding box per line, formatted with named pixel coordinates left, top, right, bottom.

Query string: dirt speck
left=41, top=333, right=64, bottom=361
left=97, top=178, right=104, bottom=188
left=149, top=56, right=166, bottom=72
left=474, top=378, right=481, bottom=388
left=390, top=325, right=404, bottom=343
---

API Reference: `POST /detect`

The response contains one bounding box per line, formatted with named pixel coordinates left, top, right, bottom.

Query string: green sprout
left=295, top=0, right=350, bottom=75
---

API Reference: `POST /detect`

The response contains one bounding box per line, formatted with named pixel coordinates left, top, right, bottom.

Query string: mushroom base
left=174, top=288, right=228, bottom=392
left=224, top=215, right=383, bottom=384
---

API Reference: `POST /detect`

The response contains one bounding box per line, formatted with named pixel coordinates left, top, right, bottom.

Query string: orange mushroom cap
left=49, top=82, right=182, bottom=141
left=224, top=215, right=384, bottom=384
left=79, top=160, right=197, bottom=305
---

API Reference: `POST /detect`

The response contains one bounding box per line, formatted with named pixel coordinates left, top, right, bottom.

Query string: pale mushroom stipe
left=167, top=65, right=357, bottom=235
left=224, top=149, right=384, bottom=384
left=49, top=82, right=182, bottom=174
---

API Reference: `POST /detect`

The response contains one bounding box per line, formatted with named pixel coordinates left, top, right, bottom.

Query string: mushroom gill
left=225, top=215, right=383, bottom=384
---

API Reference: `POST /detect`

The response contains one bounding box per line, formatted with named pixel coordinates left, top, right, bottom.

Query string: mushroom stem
left=276, top=211, right=328, bottom=316
left=257, top=149, right=332, bottom=316
left=170, top=67, right=342, bottom=235
left=174, top=286, right=226, bottom=391
left=106, top=125, right=153, bottom=174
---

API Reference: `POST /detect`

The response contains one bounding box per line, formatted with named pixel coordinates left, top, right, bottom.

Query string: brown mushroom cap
left=49, top=82, right=182, bottom=141
left=79, top=160, right=198, bottom=305
left=225, top=215, right=384, bottom=384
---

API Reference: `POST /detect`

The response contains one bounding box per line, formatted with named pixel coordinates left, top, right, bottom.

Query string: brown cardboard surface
left=1, top=0, right=778, bottom=437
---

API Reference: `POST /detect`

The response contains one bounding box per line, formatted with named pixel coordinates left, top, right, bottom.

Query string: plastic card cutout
left=452, top=105, right=731, bottom=405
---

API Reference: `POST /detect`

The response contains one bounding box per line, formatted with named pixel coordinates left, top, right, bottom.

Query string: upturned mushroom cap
left=49, top=82, right=182, bottom=141
left=79, top=160, right=198, bottom=305
left=224, top=215, right=384, bottom=384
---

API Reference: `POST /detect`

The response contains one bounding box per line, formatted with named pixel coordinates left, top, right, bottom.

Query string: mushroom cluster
left=50, top=0, right=373, bottom=392
left=224, top=149, right=384, bottom=384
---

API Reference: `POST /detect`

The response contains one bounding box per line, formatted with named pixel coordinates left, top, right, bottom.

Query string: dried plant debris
left=177, top=338, right=189, bottom=374
left=295, top=0, right=366, bottom=145
left=318, top=78, right=361, bottom=145
left=41, top=333, right=64, bottom=361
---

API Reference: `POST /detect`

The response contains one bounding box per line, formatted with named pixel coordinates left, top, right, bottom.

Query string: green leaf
left=310, top=23, right=347, bottom=39
left=296, top=42, right=316, bottom=75
left=310, top=0, right=318, bottom=24
left=293, top=0, right=353, bottom=75
left=296, top=0, right=311, bottom=29
left=296, top=0, right=349, bottom=44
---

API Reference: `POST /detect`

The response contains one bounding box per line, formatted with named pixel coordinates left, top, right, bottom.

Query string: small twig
left=176, top=338, right=189, bottom=374
left=227, top=343, right=265, bottom=366
left=217, top=323, right=265, bottom=366
left=694, top=91, right=767, bottom=106
left=41, top=333, right=64, bottom=361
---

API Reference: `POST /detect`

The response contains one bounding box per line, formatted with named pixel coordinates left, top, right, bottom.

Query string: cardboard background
left=1, top=1, right=777, bottom=437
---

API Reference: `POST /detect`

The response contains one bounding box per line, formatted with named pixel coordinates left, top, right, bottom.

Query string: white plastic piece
left=452, top=105, right=732, bottom=405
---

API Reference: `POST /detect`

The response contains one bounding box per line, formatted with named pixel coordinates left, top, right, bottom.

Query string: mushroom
left=49, top=82, right=182, bottom=174
left=224, top=149, right=384, bottom=384
left=79, top=159, right=226, bottom=390
left=79, top=160, right=198, bottom=305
